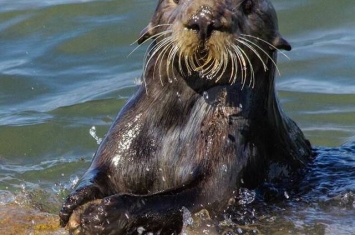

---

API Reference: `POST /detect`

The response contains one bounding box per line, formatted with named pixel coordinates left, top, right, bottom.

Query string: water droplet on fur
left=176, top=92, right=182, bottom=102
left=137, top=227, right=145, bottom=235
left=238, top=188, right=256, bottom=205
left=221, top=164, right=228, bottom=172
left=162, top=176, right=166, bottom=182
left=146, top=167, right=150, bottom=172
left=251, top=208, right=255, bottom=217
left=168, top=77, right=173, bottom=83
left=203, top=91, right=209, bottom=100
left=284, top=191, right=290, bottom=199
left=89, top=126, right=102, bottom=145
left=237, top=228, right=243, bottom=234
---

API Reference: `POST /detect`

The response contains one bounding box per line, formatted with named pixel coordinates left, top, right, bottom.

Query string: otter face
left=139, top=0, right=291, bottom=87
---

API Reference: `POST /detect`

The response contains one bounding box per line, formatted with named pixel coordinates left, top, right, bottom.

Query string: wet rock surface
left=0, top=203, right=66, bottom=235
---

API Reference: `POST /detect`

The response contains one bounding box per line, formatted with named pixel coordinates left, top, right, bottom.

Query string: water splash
left=176, top=92, right=182, bottom=102
left=181, top=207, right=194, bottom=235
left=69, top=175, right=80, bottom=189
left=134, top=77, right=143, bottom=86
left=238, top=188, right=256, bottom=205
left=89, top=126, right=102, bottom=145
left=0, top=190, right=15, bottom=205
left=182, top=207, right=194, bottom=227
left=221, top=164, right=228, bottom=173
left=137, top=226, right=145, bottom=235
left=203, top=91, right=209, bottom=100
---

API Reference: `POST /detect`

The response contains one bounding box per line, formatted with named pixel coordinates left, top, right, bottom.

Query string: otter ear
left=138, top=23, right=154, bottom=44
left=272, top=33, right=292, bottom=51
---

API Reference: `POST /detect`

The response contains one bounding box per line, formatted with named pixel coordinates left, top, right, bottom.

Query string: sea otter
left=59, top=0, right=312, bottom=234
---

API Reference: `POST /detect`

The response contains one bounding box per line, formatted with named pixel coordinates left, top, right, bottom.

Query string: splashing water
left=203, top=91, right=209, bottom=100
left=89, top=126, right=102, bottom=145
left=238, top=188, right=256, bottom=205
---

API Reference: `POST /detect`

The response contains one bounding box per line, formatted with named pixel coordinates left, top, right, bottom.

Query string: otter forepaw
left=66, top=194, right=183, bottom=235
left=67, top=195, right=134, bottom=235
left=59, top=185, right=104, bottom=227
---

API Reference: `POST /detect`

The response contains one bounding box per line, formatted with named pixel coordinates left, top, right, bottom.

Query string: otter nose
left=185, top=7, right=221, bottom=41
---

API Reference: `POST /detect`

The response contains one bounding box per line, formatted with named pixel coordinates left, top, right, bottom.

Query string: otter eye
left=243, top=0, right=254, bottom=14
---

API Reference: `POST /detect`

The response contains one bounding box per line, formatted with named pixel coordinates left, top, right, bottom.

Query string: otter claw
left=59, top=185, right=104, bottom=227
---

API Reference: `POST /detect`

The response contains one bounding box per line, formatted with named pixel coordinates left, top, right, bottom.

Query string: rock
left=0, top=203, right=66, bottom=235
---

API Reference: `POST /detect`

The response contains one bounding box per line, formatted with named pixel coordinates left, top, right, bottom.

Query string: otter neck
left=143, top=54, right=279, bottom=123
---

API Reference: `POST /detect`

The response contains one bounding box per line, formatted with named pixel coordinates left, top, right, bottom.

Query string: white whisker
left=144, top=36, right=173, bottom=85
left=156, top=40, right=174, bottom=85
left=167, top=41, right=180, bottom=82
left=240, top=34, right=290, bottom=60
left=231, top=44, right=247, bottom=88
left=227, top=49, right=235, bottom=83
left=214, top=50, right=227, bottom=82
left=131, top=24, right=173, bottom=45
left=139, top=22, right=286, bottom=91
left=238, top=37, right=281, bottom=75
left=129, top=30, right=172, bottom=59
left=238, top=46, right=255, bottom=88
left=178, top=49, right=185, bottom=77
left=236, top=39, right=268, bottom=72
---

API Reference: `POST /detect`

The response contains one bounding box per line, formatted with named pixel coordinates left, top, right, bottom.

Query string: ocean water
left=0, top=0, right=354, bottom=234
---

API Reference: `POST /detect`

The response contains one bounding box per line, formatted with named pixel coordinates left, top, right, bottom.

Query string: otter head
left=138, top=0, right=291, bottom=88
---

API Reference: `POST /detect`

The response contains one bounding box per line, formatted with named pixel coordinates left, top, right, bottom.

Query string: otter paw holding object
left=66, top=195, right=135, bottom=235
left=66, top=194, right=183, bottom=235
left=59, top=186, right=104, bottom=227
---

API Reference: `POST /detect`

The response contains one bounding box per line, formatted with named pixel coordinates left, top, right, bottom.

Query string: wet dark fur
left=59, top=0, right=312, bottom=234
